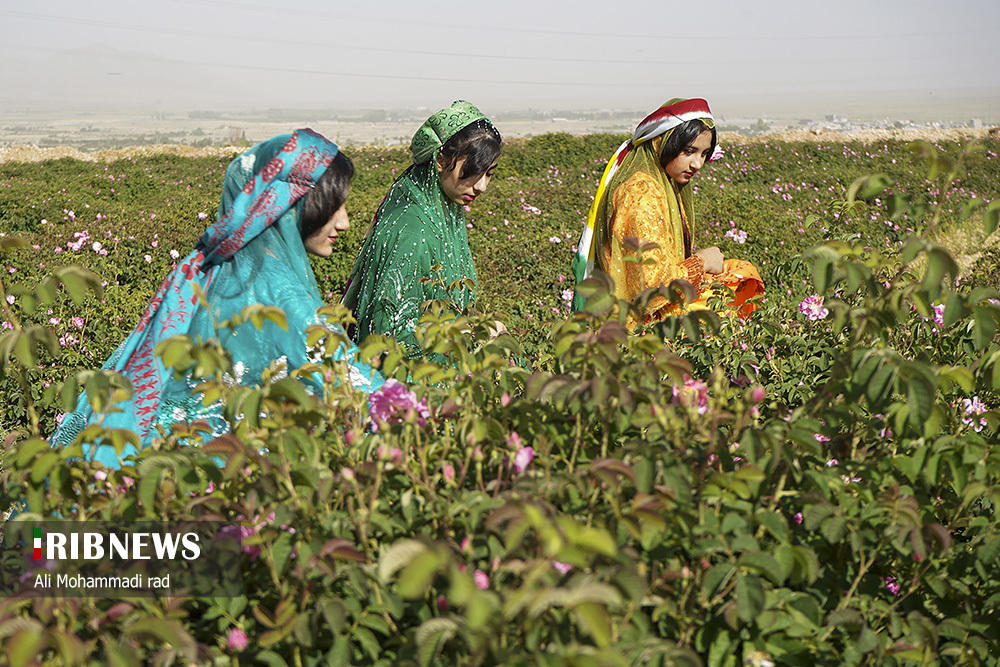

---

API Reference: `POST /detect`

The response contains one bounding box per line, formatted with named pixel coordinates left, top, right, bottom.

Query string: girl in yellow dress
left=572, top=98, right=763, bottom=324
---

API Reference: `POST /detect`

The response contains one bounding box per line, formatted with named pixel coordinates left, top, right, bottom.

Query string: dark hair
left=437, top=119, right=503, bottom=179
left=301, top=151, right=354, bottom=239
left=659, top=119, right=717, bottom=168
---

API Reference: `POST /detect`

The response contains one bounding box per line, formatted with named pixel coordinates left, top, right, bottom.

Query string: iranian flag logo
left=34, top=527, right=42, bottom=559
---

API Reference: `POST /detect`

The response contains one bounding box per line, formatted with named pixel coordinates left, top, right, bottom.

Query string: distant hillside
left=2, top=127, right=998, bottom=165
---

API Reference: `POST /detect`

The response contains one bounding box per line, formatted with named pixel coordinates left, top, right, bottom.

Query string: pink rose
left=368, top=379, right=429, bottom=432
left=227, top=627, right=248, bottom=651
left=514, top=446, right=534, bottom=474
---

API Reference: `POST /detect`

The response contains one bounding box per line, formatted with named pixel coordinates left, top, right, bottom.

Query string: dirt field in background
left=729, top=126, right=999, bottom=146
left=1, top=127, right=997, bottom=165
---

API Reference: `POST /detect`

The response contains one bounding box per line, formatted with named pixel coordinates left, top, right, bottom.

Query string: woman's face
left=303, top=203, right=349, bottom=257
left=663, top=129, right=713, bottom=185
left=437, top=154, right=498, bottom=206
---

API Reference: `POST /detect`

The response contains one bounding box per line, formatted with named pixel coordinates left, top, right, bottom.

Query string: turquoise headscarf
left=53, top=129, right=382, bottom=468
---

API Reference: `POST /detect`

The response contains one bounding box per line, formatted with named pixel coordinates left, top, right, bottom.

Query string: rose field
left=1, top=131, right=1000, bottom=666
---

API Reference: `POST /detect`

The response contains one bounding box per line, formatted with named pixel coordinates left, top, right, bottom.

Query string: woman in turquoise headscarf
left=342, top=100, right=502, bottom=358
left=52, top=129, right=383, bottom=468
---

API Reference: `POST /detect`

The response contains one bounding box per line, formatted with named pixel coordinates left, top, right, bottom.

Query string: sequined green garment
left=342, top=159, right=476, bottom=357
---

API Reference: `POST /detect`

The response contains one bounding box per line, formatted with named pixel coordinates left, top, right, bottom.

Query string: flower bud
left=227, top=628, right=248, bottom=652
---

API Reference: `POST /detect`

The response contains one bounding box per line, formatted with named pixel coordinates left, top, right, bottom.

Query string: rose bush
left=1, top=135, right=999, bottom=665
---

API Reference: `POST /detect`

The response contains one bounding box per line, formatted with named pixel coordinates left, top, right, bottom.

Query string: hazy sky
left=1, top=0, right=998, bottom=117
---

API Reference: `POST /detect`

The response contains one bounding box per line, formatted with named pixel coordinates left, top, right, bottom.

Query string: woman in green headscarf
left=343, top=100, right=502, bottom=357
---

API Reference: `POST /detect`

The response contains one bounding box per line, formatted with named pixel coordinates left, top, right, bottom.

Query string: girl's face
left=663, top=129, right=713, bottom=185
left=304, top=203, right=349, bottom=257
left=437, top=154, right=498, bottom=206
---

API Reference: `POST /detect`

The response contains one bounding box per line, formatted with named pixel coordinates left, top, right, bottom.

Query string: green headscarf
left=409, top=100, right=490, bottom=164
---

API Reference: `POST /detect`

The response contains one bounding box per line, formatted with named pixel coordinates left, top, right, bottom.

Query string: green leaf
left=812, top=255, right=834, bottom=294
left=633, top=457, right=653, bottom=493
left=573, top=525, right=617, bottom=557
left=702, top=563, right=735, bottom=598
left=379, top=539, right=431, bottom=582
left=0, top=236, right=29, bottom=252
left=866, top=360, right=895, bottom=407
left=942, top=291, right=966, bottom=327
left=19, top=293, right=38, bottom=316
left=34, top=277, right=57, bottom=307
left=733, top=464, right=765, bottom=483
left=352, top=626, right=381, bottom=661
left=972, top=305, right=997, bottom=350
left=977, top=535, right=1000, bottom=564
left=267, top=378, right=313, bottom=407
left=738, top=551, right=786, bottom=585
left=138, top=467, right=164, bottom=513
left=791, top=546, right=821, bottom=584
left=984, top=199, right=1000, bottom=237
left=13, top=331, right=37, bottom=367
left=707, top=629, right=738, bottom=667
left=885, top=193, right=908, bottom=221
left=7, top=628, right=45, bottom=667
left=466, top=592, right=495, bottom=630
left=755, top=510, right=789, bottom=542
left=574, top=602, right=612, bottom=647
left=904, top=375, right=935, bottom=427
left=15, top=437, right=50, bottom=467
left=156, top=337, right=194, bottom=372
left=271, top=531, right=295, bottom=575
left=228, top=595, right=248, bottom=618
left=960, top=197, right=987, bottom=221
left=736, top=573, right=766, bottom=623
left=847, top=173, right=895, bottom=204
left=682, top=315, right=701, bottom=342
left=804, top=503, right=836, bottom=531
left=255, top=650, right=288, bottom=667
left=54, top=265, right=104, bottom=304
left=937, top=366, right=974, bottom=393
left=317, top=598, right=347, bottom=634
left=822, top=516, right=848, bottom=544
left=30, top=451, right=59, bottom=483
left=856, top=625, right=879, bottom=654
left=397, top=550, right=441, bottom=599
left=124, top=618, right=196, bottom=659
left=247, top=304, right=289, bottom=332
left=922, top=247, right=958, bottom=293
left=415, top=617, right=459, bottom=667
left=357, top=614, right=391, bottom=636
left=825, top=608, right=863, bottom=629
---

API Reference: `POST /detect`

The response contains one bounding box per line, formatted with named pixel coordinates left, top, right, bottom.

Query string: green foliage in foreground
left=1, top=139, right=1000, bottom=665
